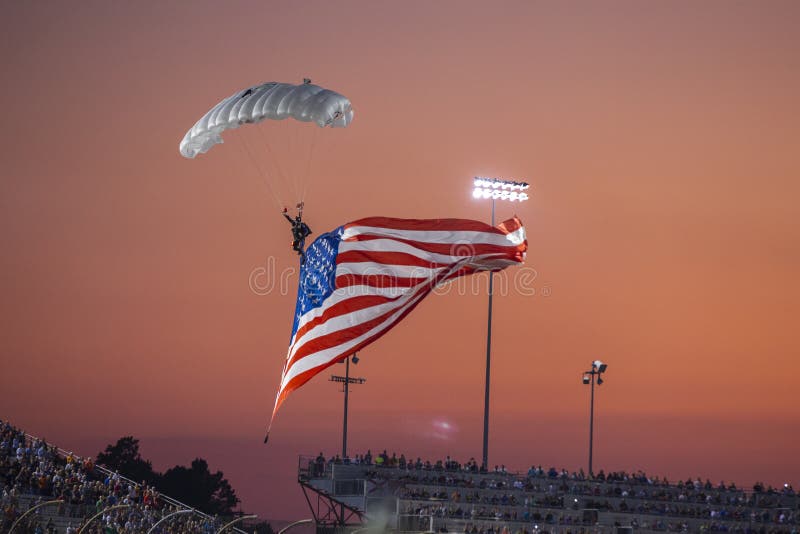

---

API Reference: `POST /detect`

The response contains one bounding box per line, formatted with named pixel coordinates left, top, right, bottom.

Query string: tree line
left=96, top=436, right=239, bottom=516
left=96, top=436, right=276, bottom=532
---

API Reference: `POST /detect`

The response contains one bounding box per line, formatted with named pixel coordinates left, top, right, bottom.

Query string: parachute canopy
left=180, top=81, right=354, bottom=159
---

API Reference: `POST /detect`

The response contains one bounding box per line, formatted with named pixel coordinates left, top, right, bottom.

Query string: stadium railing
left=22, top=431, right=249, bottom=534
left=297, top=453, right=798, bottom=531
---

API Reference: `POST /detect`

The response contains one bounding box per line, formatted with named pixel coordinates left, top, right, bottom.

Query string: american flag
left=265, top=216, right=527, bottom=441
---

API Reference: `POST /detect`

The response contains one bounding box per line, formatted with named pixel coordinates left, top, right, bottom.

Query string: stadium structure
left=297, top=453, right=798, bottom=534
left=0, top=420, right=252, bottom=534
left=2, top=419, right=797, bottom=533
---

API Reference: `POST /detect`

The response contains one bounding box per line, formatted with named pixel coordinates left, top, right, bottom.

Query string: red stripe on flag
left=285, top=282, right=433, bottom=371
left=273, top=280, right=442, bottom=419
left=291, top=293, right=403, bottom=348
left=343, top=234, right=524, bottom=258
left=497, top=216, right=523, bottom=234
left=346, top=217, right=506, bottom=233
left=336, top=250, right=451, bottom=269
left=336, top=273, right=427, bottom=289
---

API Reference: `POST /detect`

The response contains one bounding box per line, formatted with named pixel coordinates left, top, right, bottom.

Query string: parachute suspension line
left=231, top=129, right=283, bottom=211
left=220, top=132, right=274, bottom=206
left=288, top=121, right=303, bottom=201
left=300, top=126, right=320, bottom=203
left=294, top=122, right=304, bottom=197
left=288, top=120, right=306, bottom=202
left=254, top=122, right=298, bottom=203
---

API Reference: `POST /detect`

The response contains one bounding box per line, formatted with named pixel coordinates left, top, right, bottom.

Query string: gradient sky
left=1, top=0, right=798, bottom=523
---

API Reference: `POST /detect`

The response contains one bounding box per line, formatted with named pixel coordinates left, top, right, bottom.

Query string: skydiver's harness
left=283, top=202, right=312, bottom=261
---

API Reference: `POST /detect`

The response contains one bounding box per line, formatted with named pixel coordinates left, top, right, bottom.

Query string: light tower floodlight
left=472, top=177, right=531, bottom=203
left=471, top=175, right=530, bottom=472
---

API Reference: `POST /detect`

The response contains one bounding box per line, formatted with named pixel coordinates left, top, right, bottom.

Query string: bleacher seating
left=300, top=450, right=799, bottom=533
left=1, top=419, right=232, bottom=534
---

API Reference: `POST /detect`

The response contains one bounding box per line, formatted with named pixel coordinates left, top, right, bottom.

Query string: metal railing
left=21, top=431, right=249, bottom=534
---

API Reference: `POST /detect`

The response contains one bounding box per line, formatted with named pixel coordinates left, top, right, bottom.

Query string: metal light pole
left=582, top=360, right=608, bottom=478
left=483, top=196, right=494, bottom=473
left=330, top=353, right=365, bottom=459
left=472, top=177, right=529, bottom=470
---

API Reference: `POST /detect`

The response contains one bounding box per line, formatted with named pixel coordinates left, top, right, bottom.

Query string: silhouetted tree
left=160, top=458, right=239, bottom=515
left=96, top=436, right=158, bottom=485
left=97, top=438, right=240, bottom=516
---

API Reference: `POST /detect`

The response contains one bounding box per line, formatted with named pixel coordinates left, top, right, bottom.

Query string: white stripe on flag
left=288, top=252, right=512, bottom=352
left=342, top=226, right=516, bottom=247
left=287, top=282, right=426, bottom=349
left=280, top=263, right=461, bottom=390
left=286, top=283, right=425, bottom=364
left=336, top=261, right=445, bottom=278
left=339, top=238, right=498, bottom=264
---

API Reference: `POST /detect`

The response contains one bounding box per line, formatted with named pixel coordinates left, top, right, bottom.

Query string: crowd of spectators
left=306, top=450, right=798, bottom=533
left=1, top=419, right=222, bottom=533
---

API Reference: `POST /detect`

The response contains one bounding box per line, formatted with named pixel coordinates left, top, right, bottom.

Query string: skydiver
left=283, top=204, right=312, bottom=262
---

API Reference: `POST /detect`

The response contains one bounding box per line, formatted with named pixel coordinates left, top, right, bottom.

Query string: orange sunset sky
left=1, top=0, right=798, bottom=522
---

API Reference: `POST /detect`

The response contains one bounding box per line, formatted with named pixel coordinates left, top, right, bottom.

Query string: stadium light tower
left=582, top=360, right=608, bottom=478
left=330, top=354, right=365, bottom=459
left=472, top=177, right=529, bottom=471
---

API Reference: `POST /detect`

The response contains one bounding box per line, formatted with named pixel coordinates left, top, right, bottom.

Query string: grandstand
left=0, top=419, right=249, bottom=534
left=297, top=452, right=798, bottom=534
left=4, top=418, right=797, bottom=534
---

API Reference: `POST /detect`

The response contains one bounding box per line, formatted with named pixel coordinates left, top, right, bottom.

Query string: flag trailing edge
left=264, top=216, right=527, bottom=443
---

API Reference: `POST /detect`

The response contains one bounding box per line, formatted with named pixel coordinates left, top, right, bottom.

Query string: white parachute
left=180, top=80, right=353, bottom=159
left=179, top=80, right=354, bottom=207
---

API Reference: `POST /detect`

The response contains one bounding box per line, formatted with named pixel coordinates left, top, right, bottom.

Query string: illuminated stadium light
left=471, top=188, right=530, bottom=202
left=471, top=175, right=530, bottom=473
left=473, top=177, right=530, bottom=193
